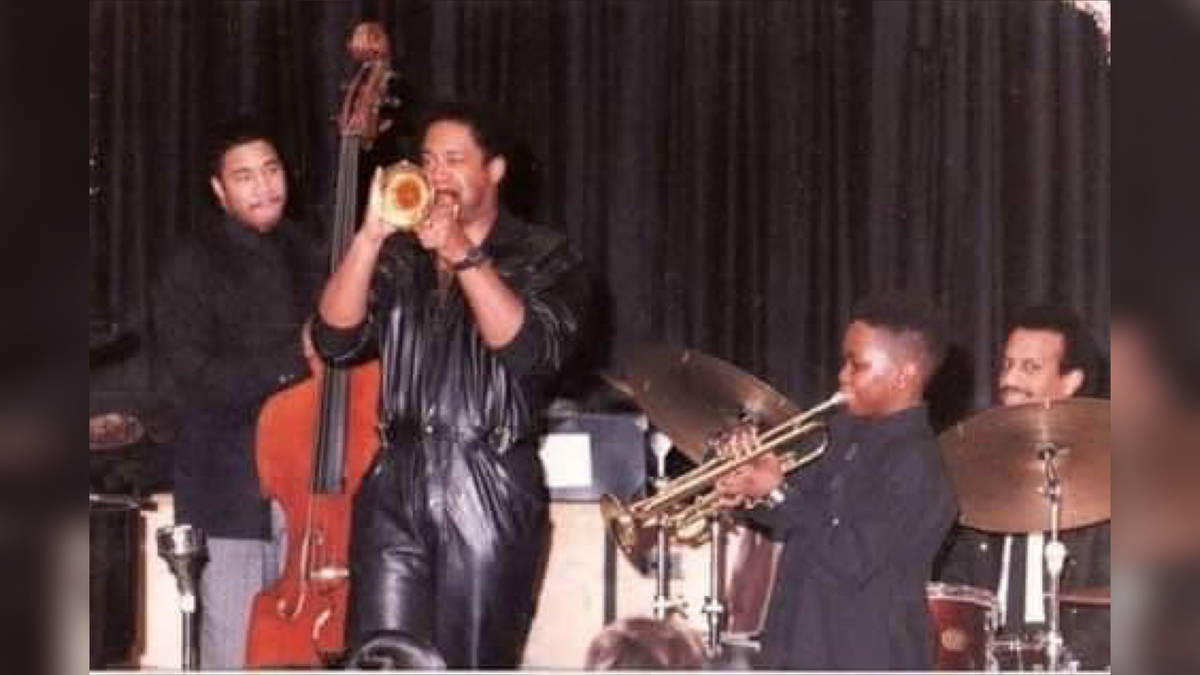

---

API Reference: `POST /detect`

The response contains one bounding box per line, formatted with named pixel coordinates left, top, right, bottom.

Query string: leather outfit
left=312, top=209, right=590, bottom=668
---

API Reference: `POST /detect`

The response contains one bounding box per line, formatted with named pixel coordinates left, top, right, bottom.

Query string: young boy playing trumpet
left=715, top=293, right=958, bottom=670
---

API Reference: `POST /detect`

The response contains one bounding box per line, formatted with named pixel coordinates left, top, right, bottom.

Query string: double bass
left=245, top=23, right=393, bottom=667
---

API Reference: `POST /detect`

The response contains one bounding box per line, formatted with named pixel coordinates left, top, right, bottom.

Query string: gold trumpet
left=600, top=392, right=846, bottom=561
left=376, top=159, right=457, bottom=232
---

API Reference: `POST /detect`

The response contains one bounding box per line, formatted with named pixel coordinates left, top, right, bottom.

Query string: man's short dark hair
left=850, top=293, right=948, bottom=378
left=416, top=99, right=512, bottom=161
left=1007, top=304, right=1100, bottom=389
left=205, top=114, right=280, bottom=178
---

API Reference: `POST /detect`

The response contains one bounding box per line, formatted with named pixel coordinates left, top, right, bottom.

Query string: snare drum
left=927, top=582, right=998, bottom=671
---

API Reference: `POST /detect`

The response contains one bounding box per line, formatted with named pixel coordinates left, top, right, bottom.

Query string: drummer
left=933, top=305, right=1110, bottom=669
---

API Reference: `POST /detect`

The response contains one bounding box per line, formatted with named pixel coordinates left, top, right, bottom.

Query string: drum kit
left=601, top=343, right=1112, bottom=672
left=937, top=397, right=1111, bottom=672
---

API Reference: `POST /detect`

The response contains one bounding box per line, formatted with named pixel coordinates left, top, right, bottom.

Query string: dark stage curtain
left=90, top=0, right=1109, bottom=427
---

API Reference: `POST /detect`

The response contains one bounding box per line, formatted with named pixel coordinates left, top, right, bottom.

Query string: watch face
left=454, top=246, right=488, bottom=271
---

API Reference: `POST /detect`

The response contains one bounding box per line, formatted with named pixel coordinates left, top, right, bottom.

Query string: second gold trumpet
left=376, top=159, right=442, bottom=232
left=600, top=391, right=846, bottom=561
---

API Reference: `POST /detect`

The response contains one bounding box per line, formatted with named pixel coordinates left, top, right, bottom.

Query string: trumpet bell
left=600, top=494, right=654, bottom=560
left=378, top=160, right=433, bottom=231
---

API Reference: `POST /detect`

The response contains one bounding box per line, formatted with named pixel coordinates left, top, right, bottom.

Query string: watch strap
left=451, top=246, right=490, bottom=272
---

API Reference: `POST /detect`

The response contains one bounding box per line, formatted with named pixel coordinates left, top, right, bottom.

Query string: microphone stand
left=156, top=524, right=207, bottom=670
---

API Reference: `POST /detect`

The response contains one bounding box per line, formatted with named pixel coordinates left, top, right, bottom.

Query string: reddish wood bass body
left=245, top=361, right=379, bottom=666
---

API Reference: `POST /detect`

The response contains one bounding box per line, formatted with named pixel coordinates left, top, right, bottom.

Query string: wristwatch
left=765, top=486, right=788, bottom=508
left=451, top=245, right=490, bottom=272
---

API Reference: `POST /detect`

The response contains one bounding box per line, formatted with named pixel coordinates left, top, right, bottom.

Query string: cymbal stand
left=1038, top=442, right=1069, bottom=672
left=156, top=524, right=207, bottom=670
left=649, top=431, right=685, bottom=620
left=701, top=515, right=726, bottom=657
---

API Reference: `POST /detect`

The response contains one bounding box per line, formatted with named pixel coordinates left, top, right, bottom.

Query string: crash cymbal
left=939, top=398, right=1110, bottom=533
left=1059, top=586, right=1110, bottom=606
left=610, top=344, right=801, bottom=464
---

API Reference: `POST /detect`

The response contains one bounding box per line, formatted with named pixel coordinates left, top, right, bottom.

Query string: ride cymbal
left=939, top=398, right=1110, bottom=533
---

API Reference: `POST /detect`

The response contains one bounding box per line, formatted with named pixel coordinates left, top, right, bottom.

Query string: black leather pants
left=345, top=429, right=548, bottom=668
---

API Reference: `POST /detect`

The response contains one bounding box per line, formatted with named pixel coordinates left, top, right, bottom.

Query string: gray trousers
left=196, top=506, right=285, bottom=670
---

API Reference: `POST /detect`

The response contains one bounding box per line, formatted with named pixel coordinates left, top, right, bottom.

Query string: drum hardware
left=987, top=634, right=1079, bottom=672
left=156, top=524, right=208, bottom=670
left=647, top=431, right=687, bottom=621
left=700, top=515, right=725, bottom=657
left=1059, top=586, right=1110, bottom=606
left=1038, top=440, right=1069, bottom=672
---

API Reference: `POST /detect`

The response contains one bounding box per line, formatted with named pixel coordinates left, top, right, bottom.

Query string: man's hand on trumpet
left=359, top=168, right=395, bottom=245
left=362, top=167, right=470, bottom=268
left=414, top=190, right=471, bottom=268
left=713, top=424, right=785, bottom=509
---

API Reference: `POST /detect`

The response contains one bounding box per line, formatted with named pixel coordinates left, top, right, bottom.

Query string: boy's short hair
left=850, top=293, right=947, bottom=379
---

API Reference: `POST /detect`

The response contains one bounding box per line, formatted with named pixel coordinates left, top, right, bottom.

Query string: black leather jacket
left=312, top=209, right=590, bottom=667
left=312, top=209, right=590, bottom=445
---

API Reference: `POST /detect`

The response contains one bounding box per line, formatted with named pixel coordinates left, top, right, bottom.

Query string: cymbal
left=939, top=398, right=1110, bottom=533
left=608, top=344, right=801, bottom=464
left=1059, top=586, right=1110, bottom=606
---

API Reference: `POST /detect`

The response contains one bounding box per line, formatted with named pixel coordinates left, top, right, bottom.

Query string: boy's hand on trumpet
left=713, top=424, right=784, bottom=509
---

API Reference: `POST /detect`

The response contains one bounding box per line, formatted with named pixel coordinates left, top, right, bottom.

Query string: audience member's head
left=584, top=617, right=706, bottom=670
left=344, top=630, right=446, bottom=670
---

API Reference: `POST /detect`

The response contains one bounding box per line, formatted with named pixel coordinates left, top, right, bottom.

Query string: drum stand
left=156, top=524, right=207, bottom=671
left=700, top=515, right=726, bottom=658
left=649, top=432, right=686, bottom=621
left=1038, top=442, right=1073, bottom=673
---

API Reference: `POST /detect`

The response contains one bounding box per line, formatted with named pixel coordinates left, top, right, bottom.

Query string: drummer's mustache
left=998, top=386, right=1032, bottom=399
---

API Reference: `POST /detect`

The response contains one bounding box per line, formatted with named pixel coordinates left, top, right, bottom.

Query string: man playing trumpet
left=714, top=294, right=958, bottom=670
left=312, top=100, right=591, bottom=667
